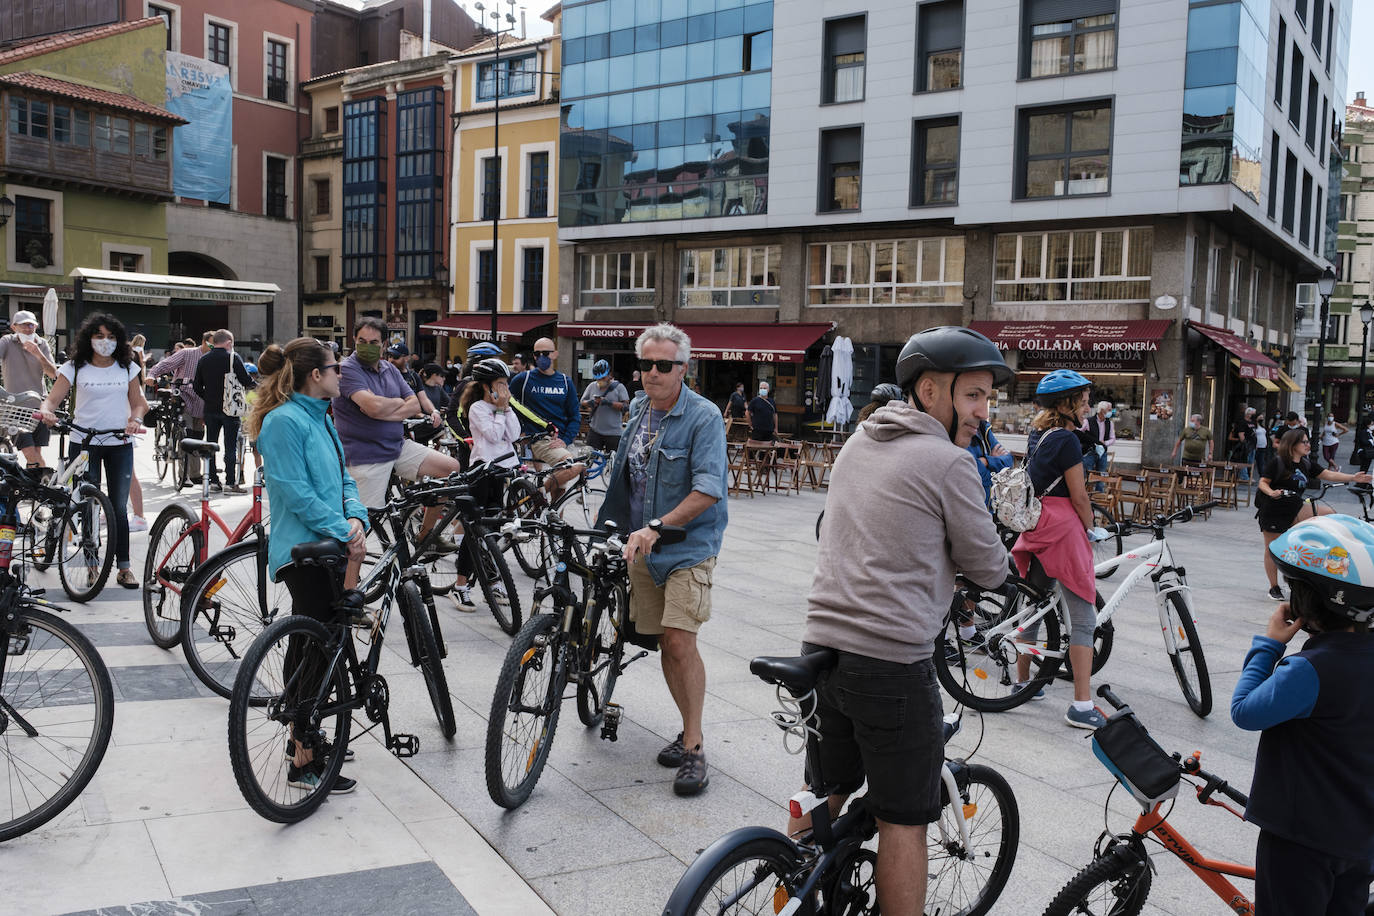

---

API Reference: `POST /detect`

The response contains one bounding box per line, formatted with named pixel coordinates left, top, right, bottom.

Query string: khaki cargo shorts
left=627, top=556, right=715, bottom=635
left=530, top=436, right=575, bottom=467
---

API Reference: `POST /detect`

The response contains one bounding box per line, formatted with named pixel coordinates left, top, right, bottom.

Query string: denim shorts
left=802, top=642, right=945, bottom=826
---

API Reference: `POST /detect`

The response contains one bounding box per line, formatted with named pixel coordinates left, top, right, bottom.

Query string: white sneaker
left=453, top=585, right=477, bottom=612
left=128, top=515, right=148, bottom=532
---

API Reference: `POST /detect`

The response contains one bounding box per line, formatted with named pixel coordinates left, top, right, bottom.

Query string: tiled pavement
left=10, top=441, right=1362, bottom=914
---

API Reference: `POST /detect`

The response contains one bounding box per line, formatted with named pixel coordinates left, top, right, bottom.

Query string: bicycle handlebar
left=1108, top=500, right=1220, bottom=536
left=1096, top=683, right=1126, bottom=710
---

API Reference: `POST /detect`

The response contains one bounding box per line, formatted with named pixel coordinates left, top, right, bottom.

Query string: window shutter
left=1025, top=0, right=1116, bottom=25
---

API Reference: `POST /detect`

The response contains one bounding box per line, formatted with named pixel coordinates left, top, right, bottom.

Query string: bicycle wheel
left=576, top=582, right=626, bottom=727
left=181, top=539, right=288, bottom=699
left=15, top=496, right=56, bottom=571
left=0, top=607, right=115, bottom=842
left=228, top=614, right=352, bottom=824
left=1040, top=847, right=1152, bottom=916
left=664, top=834, right=806, bottom=916
left=485, top=613, right=566, bottom=809
left=470, top=531, right=522, bottom=636
left=399, top=578, right=456, bottom=738
left=503, top=478, right=547, bottom=579
left=1163, top=591, right=1212, bottom=717
left=934, top=590, right=1062, bottom=712
left=1091, top=505, right=1123, bottom=579
left=57, top=488, right=116, bottom=603
left=153, top=422, right=169, bottom=482
left=143, top=502, right=203, bottom=649
left=927, top=764, right=1020, bottom=916
left=170, top=427, right=189, bottom=490
left=554, top=483, right=597, bottom=530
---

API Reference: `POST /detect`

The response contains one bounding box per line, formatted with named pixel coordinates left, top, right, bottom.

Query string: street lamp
left=0, top=195, right=13, bottom=226
left=472, top=0, right=519, bottom=344
left=1358, top=298, right=1374, bottom=423
left=1313, top=265, right=1336, bottom=422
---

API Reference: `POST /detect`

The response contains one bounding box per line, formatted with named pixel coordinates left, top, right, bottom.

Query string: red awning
left=419, top=314, right=554, bottom=341
left=1188, top=321, right=1279, bottom=380
left=558, top=322, right=835, bottom=363
left=968, top=320, right=1173, bottom=354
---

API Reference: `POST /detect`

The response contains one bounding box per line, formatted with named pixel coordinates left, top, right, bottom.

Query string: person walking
left=724, top=381, right=747, bottom=421
left=1253, top=413, right=1270, bottom=483
left=1353, top=415, right=1374, bottom=475
left=746, top=382, right=777, bottom=441
left=1170, top=414, right=1212, bottom=465
left=509, top=337, right=583, bottom=495
left=1319, top=414, right=1348, bottom=466
left=580, top=359, right=628, bottom=453
left=595, top=323, right=727, bottom=798
left=147, top=330, right=213, bottom=436
left=193, top=330, right=254, bottom=494
left=0, top=309, right=56, bottom=469
left=37, top=312, right=148, bottom=590
left=248, top=337, right=367, bottom=793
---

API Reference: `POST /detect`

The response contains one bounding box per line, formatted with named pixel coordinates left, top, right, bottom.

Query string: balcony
left=3, top=132, right=172, bottom=199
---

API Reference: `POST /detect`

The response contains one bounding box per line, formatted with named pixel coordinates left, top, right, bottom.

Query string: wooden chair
left=744, top=440, right=778, bottom=493
left=1088, top=472, right=1120, bottom=517
left=1114, top=473, right=1150, bottom=522
left=771, top=440, right=805, bottom=494
left=1143, top=471, right=1176, bottom=519
left=1173, top=467, right=1214, bottom=516
left=1208, top=461, right=1239, bottom=510
left=798, top=441, right=831, bottom=490
left=727, top=442, right=755, bottom=498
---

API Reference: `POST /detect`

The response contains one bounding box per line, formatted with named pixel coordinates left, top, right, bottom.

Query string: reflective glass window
left=659, top=45, right=687, bottom=82
left=610, top=28, right=635, bottom=57
left=660, top=18, right=688, bottom=47
left=687, top=40, right=715, bottom=79
left=636, top=24, right=659, bottom=51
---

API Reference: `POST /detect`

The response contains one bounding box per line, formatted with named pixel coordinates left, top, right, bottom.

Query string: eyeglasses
left=637, top=358, right=685, bottom=374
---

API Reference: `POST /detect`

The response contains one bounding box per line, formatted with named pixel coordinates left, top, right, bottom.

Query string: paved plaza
left=6, top=441, right=1358, bottom=915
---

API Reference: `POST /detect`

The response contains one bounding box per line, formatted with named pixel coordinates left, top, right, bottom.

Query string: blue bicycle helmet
left=591, top=359, right=611, bottom=380
left=1271, top=515, right=1374, bottom=623
left=468, top=341, right=503, bottom=356
left=244, top=362, right=258, bottom=375
left=1036, top=369, right=1092, bottom=397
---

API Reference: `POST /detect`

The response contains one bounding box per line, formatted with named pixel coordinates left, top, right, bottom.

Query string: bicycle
left=484, top=513, right=685, bottom=809
left=501, top=442, right=609, bottom=581
left=0, top=455, right=115, bottom=842
left=936, top=501, right=1218, bottom=717
left=227, top=528, right=456, bottom=823
left=147, top=376, right=190, bottom=487
left=663, top=647, right=1019, bottom=916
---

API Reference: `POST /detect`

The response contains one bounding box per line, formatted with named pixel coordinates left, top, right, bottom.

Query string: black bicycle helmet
left=471, top=357, right=510, bottom=383
left=870, top=383, right=903, bottom=404
left=895, top=327, right=1012, bottom=442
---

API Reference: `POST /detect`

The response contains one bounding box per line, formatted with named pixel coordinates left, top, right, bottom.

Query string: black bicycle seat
left=290, top=539, right=347, bottom=567
left=750, top=648, right=838, bottom=696
left=180, top=437, right=219, bottom=456
left=0, top=452, right=42, bottom=486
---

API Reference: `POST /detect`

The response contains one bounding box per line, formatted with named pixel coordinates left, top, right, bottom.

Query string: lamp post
left=1358, top=298, right=1374, bottom=423
left=472, top=0, right=519, bottom=344
left=1313, top=265, right=1337, bottom=423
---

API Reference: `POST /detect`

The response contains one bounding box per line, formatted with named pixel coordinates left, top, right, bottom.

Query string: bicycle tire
left=1163, top=591, right=1212, bottom=717
left=57, top=487, right=116, bottom=603
left=485, top=613, right=566, bottom=809
left=934, top=590, right=1062, bottom=712
left=664, top=833, right=806, bottom=916
left=181, top=539, right=287, bottom=699
left=1040, top=846, right=1152, bottom=916
left=16, top=496, right=56, bottom=572
left=0, top=607, right=115, bottom=842
left=503, top=478, right=547, bottom=579
left=227, top=614, right=352, bottom=824
left=399, top=578, right=456, bottom=738
left=1092, top=505, right=1123, bottom=579
left=143, top=502, right=203, bottom=648
left=554, top=482, right=596, bottom=530
left=1061, top=620, right=1115, bottom=681
left=470, top=531, right=522, bottom=636
left=153, top=423, right=169, bottom=481
left=927, top=764, right=1020, bottom=916
left=577, top=582, right=627, bottom=727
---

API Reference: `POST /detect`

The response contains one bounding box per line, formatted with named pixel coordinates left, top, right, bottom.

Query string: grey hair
left=1190, top=413, right=1203, bottom=423
left=1095, top=401, right=1111, bottom=413
left=636, top=322, right=691, bottom=364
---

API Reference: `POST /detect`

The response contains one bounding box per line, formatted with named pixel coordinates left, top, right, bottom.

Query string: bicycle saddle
left=290, top=539, right=347, bottom=567
left=0, top=452, right=43, bottom=485
left=180, top=438, right=220, bottom=456
left=750, top=648, right=838, bottom=697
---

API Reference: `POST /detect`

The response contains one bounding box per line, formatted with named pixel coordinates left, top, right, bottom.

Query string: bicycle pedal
left=388, top=733, right=419, bottom=758
left=210, top=624, right=237, bottom=645
left=600, top=702, right=623, bottom=742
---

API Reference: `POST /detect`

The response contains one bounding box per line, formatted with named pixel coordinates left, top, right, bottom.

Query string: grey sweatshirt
left=804, top=404, right=1009, bottom=664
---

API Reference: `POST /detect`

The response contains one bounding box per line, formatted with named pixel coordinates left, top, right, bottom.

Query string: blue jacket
left=257, top=393, right=370, bottom=581
left=510, top=369, right=580, bottom=440
left=967, top=423, right=1013, bottom=507
left=596, top=384, right=728, bottom=585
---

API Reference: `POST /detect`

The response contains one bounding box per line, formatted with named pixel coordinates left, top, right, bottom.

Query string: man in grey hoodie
left=799, top=326, right=1011, bottom=915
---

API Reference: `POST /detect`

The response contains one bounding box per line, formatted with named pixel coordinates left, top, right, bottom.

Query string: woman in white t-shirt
left=38, top=312, right=149, bottom=589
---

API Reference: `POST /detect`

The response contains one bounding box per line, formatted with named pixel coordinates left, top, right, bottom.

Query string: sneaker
left=287, top=762, right=357, bottom=794
left=1065, top=705, right=1108, bottom=730
left=227, top=484, right=247, bottom=494
left=673, top=746, right=709, bottom=796
left=657, top=732, right=687, bottom=768
left=127, top=515, right=148, bottom=533
left=209, top=481, right=223, bottom=493
left=453, top=585, right=477, bottom=613
left=1268, top=585, right=1285, bottom=601
left=116, top=568, right=139, bottom=589
left=1016, top=681, right=1047, bottom=701
left=284, top=738, right=355, bottom=763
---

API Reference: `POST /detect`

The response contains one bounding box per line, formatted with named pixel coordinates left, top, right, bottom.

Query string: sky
left=1350, top=2, right=1374, bottom=105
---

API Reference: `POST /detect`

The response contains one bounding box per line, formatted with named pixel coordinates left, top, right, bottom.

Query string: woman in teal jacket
left=247, top=337, right=370, bottom=793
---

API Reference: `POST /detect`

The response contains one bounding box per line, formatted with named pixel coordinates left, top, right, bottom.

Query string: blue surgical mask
left=535, top=354, right=552, bottom=371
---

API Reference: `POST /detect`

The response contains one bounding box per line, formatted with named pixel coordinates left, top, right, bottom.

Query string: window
left=149, top=4, right=175, bottom=50
left=266, top=39, right=288, bottom=103
left=1311, top=0, right=1323, bottom=52
left=1249, top=265, right=1261, bottom=325
left=1024, top=0, right=1117, bottom=79
left=308, top=177, right=328, bottom=217
left=93, top=114, right=130, bottom=154
left=819, top=127, right=862, bottom=212
left=1267, top=132, right=1280, bottom=219
left=108, top=250, right=142, bottom=272
left=132, top=123, right=168, bottom=160
left=324, top=106, right=339, bottom=134
left=1017, top=100, right=1111, bottom=198
left=808, top=237, right=965, bottom=305
left=1325, top=4, right=1333, bottom=72
left=1274, top=20, right=1286, bottom=105
left=1342, top=193, right=1357, bottom=221
left=476, top=249, right=496, bottom=311
left=577, top=252, right=657, bottom=307
left=14, top=196, right=52, bottom=267
left=917, top=0, right=963, bottom=92
left=207, top=22, right=231, bottom=69
left=396, top=88, right=442, bottom=279
left=1295, top=0, right=1308, bottom=27
left=314, top=255, right=330, bottom=291
left=1288, top=46, right=1303, bottom=127
left=342, top=98, right=385, bottom=282
left=1299, top=169, right=1313, bottom=245
left=6, top=97, right=52, bottom=140
left=680, top=246, right=782, bottom=307
left=1305, top=74, right=1318, bottom=148
left=823, top=15, right=866, bottom=104
left=477, top=54, right=536, bottom=101
left=1339, top=251, right=1353, bottom=282
left=994, top=228, right=1152, bottom=302
left=6, top=97, right=24, bottom=136
left=1227, top=256, right=1242, bottom=319
left=265, top=156, right=288, bottom=218
left=527, top=151, right=549, bottom=217
left=481, top=156, right=501, bottom=220
left=521, top=247, right=545, bottom=311
left=1282, top=150, right=1297, bottom=232
left=912, top=117, right=959, bottom=206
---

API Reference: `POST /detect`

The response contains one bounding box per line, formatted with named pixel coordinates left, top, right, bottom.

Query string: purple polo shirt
left=331, top=354, right=413, bottom=465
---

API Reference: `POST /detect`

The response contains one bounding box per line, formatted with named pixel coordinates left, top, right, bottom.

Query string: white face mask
left=92, top=338, right=117, bottom=357
left=17, top=332, right=36, bottom=343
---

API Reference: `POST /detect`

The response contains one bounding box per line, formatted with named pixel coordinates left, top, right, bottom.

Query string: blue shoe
left=1016, top=681, right=1046, bottom=701
left=1065, top=705, right=1107, bottom=729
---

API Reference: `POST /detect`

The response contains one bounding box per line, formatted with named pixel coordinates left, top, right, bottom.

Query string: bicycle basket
left=1091, top=713, right=1180, bottom=809
left=0, top=401, right=39, bottom=436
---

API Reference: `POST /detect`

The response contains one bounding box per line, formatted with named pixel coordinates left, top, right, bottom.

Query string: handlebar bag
left=1091, top=712, right=1180, bottom=809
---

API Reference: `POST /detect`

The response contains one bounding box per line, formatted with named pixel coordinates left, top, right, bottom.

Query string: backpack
left=989, top=429, right=1068, bottom=532
left=222, top=354, right=247, bottom=418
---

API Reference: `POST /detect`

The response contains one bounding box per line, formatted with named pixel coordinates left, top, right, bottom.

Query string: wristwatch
left=648, top=518, right=663, bottom=535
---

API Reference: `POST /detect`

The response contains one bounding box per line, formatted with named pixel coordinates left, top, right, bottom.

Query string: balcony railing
left=527, top=187, right=548, bottom=217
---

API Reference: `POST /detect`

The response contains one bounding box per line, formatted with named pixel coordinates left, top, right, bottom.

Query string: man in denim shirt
left=597, top=323, right=727, bottom=796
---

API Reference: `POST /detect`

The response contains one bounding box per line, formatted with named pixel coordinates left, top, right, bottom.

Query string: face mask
left=354, top=341, right=382, bottom=364
left=1190, top=421, right=1199, bottom=429
left=92, top=338, right=117, bottom=358
left=535, top=354, right=552, bottom=371
left=18, top=332, right=36, bottom=343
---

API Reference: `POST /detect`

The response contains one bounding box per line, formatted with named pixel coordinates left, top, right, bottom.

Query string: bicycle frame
left=149, top=461, right=266, bottom=600
left=1130, top=802, right=1256, bottom=914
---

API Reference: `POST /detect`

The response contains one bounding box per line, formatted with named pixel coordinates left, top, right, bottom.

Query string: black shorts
left=15, top=423, right=50, bottom=452
left=802, top=641, right=945, bottom=826
left=586, top=429, right=621, bottom=452
left=1257, top=501, right=1300, bottom=534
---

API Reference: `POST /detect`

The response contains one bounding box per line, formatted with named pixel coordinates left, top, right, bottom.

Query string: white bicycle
left=936, top=500, right=1218, bottom=718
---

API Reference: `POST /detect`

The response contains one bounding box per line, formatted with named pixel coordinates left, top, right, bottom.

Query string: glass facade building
left=558, top=0, right=773, bottom=227
left=1178, top=0, right=1268, bottom=201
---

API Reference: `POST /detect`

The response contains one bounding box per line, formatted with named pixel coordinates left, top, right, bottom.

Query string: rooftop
left=0, top=72, right=187, bottom=123
left=0, top=18, right=164, bottom=67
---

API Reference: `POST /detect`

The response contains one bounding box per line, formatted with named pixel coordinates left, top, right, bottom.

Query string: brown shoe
left=673, top=746, right=709, bottom=796
left=117, top=568, right=139, bottom=589
left=657, top=732, right=687, bottom=768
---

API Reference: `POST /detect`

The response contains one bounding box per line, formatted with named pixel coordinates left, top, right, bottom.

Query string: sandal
left=117, top=568, right=139, bottom=589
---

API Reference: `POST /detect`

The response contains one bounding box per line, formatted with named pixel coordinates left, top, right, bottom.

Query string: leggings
left=75, top=441, right=133, bottom=568
left=1022, top=586, right=1097, bottom=648
left=278, top=563, right=338, bottom=744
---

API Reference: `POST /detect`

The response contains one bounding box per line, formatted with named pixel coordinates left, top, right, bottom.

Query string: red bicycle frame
left=149, top=458, right=265, bottom=598
left=1130, top=781, right=1256, bottom=915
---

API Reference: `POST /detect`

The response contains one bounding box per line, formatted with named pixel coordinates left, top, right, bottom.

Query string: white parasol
left=42, top=287, right=58, bottom=347
left=824, top=336, right=854, bottom=426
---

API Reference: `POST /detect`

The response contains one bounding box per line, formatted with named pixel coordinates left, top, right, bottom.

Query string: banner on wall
left=165, top=52, right=232, bottom=204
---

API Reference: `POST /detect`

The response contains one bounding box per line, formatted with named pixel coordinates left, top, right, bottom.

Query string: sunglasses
left=533, top=349, right=553, bottom=357
left=319, top=363, right=342, bottom=374
left=637, top=358, right=685, bottom=374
